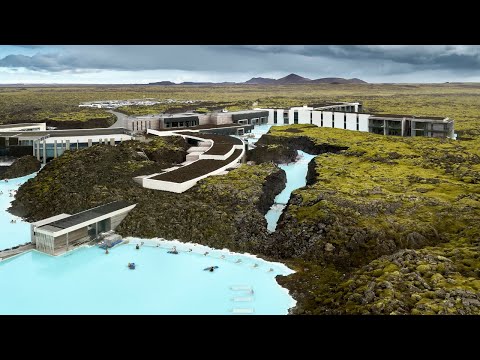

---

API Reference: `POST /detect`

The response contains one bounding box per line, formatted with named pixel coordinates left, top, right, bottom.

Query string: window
left=310, top=112, right=313, bottom=125
left=321, top=112, right=323, bottom=127
left=332, top=116, right=335, bottom=128
left=344, top=113, right=347, bottom=129
left=294, top=111, right=299, bottom=124
left=273, top=111, right=277, bottom=124
left=356, top=114, right=359, bottom=131
left=283, top=111, right=289, bottom=124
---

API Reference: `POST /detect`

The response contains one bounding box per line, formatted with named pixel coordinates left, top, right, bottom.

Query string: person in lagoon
left=235, top=259, right=242, bottom=263
left=105, top=248, right=109, bottom=254
left=204, top=252, right=209, bottom=256
left=135, top=244, right=140, bottom=250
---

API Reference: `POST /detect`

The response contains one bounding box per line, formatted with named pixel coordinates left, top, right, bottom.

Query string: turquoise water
left=265, top=151, right=316, bottom=232
left=0, top=239, right=295, bottom=315
left=246, top=124, right=272, bottom=146
left=0, top=173, right=37, bottom=251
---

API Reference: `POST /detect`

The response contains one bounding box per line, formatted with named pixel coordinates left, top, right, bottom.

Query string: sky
left=0, top=45, right=480, bottom=84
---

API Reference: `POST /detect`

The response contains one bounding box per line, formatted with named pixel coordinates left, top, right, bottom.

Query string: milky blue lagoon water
left=0, top=173, right=36, bottom=251
left=246, top=124, right=272, bottom=146
left=265, top=151, right=316, bottom=232
left=0, top=239, right=295, bottom=314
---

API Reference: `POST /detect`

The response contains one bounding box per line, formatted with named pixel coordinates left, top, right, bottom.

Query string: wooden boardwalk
left=0, top=243, right=34, bottom=260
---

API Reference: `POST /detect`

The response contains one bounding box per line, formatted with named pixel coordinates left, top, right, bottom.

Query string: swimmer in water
left=235, top=259, right=242, bottom=264
left=204, top=252, right=209, bottom=256
left=252, top=263, right=259, bottom=268
left=220, top=255, right=225, bottom=259
left=268, top=268, right=274, bottom=272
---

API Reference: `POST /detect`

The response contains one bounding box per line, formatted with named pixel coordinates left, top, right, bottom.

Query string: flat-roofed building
left=260, top=104, right=455, bottom=139
left=0, top=127, right=134, bottom=163
left=368, top=114, right=455, bottom=138
left=0, top=123, right=47, bottom=132
left=31, top=200, right=136, bottom=255
left=126, top=110, right=269, bottom=133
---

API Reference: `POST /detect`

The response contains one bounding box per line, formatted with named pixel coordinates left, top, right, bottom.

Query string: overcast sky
left=0, top=45, right=479, bottom=84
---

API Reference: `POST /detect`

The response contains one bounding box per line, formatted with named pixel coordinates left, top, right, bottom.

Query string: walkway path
left=0, top=243, right=34, bottom=260
left=107, top=110, right=129, bottom=128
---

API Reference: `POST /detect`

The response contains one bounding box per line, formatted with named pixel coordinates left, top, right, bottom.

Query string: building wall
left=333, top=112, right=344, bottom=129
left=35, top=233, right=55, bottom=255
left=297, top=108, right=311, bottom=124
left=311, top=110, right=322, bottom=127
left=346, top=113, right=357, bottom=131
left=54, top=227, right=89, bottom=247
left=358, top=114, right=370, bottom=132
left=110, top=212, right=130, bottom=230
left=323, top=111, right=333, bottom=128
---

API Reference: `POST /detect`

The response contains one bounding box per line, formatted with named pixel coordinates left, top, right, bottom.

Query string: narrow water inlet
left=265, top=150, right=316, bottom=232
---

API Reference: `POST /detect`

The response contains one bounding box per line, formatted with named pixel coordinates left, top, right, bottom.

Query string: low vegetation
left=4, top=83, right=480, bottom=314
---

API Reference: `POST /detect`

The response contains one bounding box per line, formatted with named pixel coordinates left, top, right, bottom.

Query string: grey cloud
left=226, top=45, right=480, bottom=69
left=1, top=45, right=480, bottom=82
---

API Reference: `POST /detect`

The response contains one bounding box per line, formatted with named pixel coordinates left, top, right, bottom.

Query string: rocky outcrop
left=306, top=157, right=318, bottom=185
left=247, top=144, right=297, bottom=164
left=0, top=155, right=40, bottom=180
left=257, top=167, right=287, bottom=214
left=256, top=134, right=348, bottom=155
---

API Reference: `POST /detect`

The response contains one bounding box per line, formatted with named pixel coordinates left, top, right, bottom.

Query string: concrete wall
left=198, top=114, right=212, bottom=126
left=333, top=112, right=344, bottom=129
left=322, top=111, right=333, bottom=128
left=310, top=110, right=321, bottom=127
left=296, top=108, right=311, bottom=124
left=358, top=114, right=370, bottom=132
left=346, top=113, right=357, bottom=131
left=110, top=211, right=130, bottom=230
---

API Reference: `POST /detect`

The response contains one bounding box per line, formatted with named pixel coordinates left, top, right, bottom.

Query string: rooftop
left=0, top=123, right=42, bottom=129
left=0, top=127, right=130, bottom=139
left=151, top=149, right=242, bottom=183
left=177, top=132, right=243, bottom=155
left=371, top=114, right=448, bottom=120
left=39, top=200, right=134, bottom=232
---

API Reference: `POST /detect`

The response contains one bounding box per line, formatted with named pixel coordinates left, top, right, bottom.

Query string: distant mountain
left=146, top=74, right=367, bottom=86
left=311, top=77, right=367, bottom=84
left=179, top=81, right=215, bottom=85
left=244, top=77, right=277, bottom=85
left=276, top=73, right=312, bottom=84
left=148, top=81, right=176, bottom=85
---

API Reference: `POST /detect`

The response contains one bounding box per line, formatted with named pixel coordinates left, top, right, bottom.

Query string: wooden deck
left=0, top=243, right=34, bottom=260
